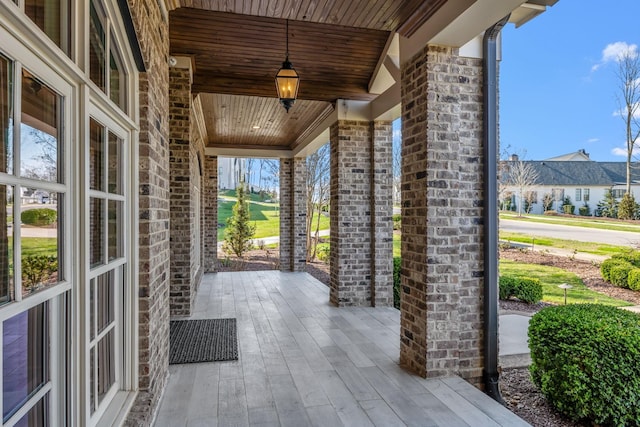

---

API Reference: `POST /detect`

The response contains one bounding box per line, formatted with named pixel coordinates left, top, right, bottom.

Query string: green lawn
left=500, top=212, right=640, bottom=233
left=500, top=231, right=629, bottom=257
left=500, top=259, right=632, bottom=306
left=217, top=195, right=330, bottom=241
left=22, top=237, right=57, bottom=257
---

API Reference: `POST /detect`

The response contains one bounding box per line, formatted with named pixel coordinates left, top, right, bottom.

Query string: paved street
left=501, top=219, right=640, bottom=247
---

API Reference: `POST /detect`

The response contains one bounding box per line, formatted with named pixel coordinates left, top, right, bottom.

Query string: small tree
left=222, top=184, right=256, bottom=258
left=503, top=157, right=540, bottom=217
left=596, top=189, right=619, bottom=218
left=618, top=192, right=638, bottom=220
left=614, top=49, right=640, bottom=193
left=542, top=193, right=554, bottom=212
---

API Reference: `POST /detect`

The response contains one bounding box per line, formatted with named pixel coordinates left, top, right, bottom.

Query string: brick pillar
left=169, top=66, right=194, bottom=317
left=203, top=155, right=218, bottom=272
left=329, top=120, right=393, bottom=307
left=126, top=0, right=170, bottom=423
left=279, top=158, right=307, bottom=271
left=399, top=45, right=485, bottom=385
left=372, top=122, right=394, bottom=306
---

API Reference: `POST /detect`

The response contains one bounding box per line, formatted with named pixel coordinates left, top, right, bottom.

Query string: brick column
left=203, top=155, right=218, bottom=272
left=329, top=120, right=393, bottom=307
left=169, top=66, right=194, bottom=317
left=399, top=45, right=485, bottom=385
left=372, top=122, right=394, bottom=306
left=126, top=0, right=170, bottom=423
left=279, top=158, right=307, bottom=271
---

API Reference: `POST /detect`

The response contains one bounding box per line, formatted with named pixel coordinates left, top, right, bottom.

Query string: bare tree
left=503, top=157, right=540, bottom=217
left=305, top=143, right=330, bottom=261
left=616, top=49, right=640, bottom=193
left=392, top=135, right=401, bottom=206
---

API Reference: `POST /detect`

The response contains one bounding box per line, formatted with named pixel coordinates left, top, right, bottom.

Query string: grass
left=22, top=237, right=57, bottom=257
left=500, top=259, right=632, bottom=306
left=500, top=211, right=640, bottom=233
left=500, top=231, right=630, bottom=257
left=217, top=193, right=330, bottom=241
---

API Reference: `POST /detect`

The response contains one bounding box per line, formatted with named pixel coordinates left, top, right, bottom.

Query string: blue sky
left=500, top=0, right=640, bottom=161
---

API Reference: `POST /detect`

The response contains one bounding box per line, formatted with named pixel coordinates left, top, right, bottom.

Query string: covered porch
left=154, top=271, right=528, bottom=426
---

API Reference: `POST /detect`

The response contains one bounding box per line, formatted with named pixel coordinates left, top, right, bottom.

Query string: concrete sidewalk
left=499, top=313, right=532, bottom=368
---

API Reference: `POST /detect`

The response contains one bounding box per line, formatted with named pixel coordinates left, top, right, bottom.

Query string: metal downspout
left=482, top=14, right=510, bottom=403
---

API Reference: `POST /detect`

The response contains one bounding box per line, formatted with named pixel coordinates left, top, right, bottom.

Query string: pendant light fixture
left=275, top=19, right=300, bottom=112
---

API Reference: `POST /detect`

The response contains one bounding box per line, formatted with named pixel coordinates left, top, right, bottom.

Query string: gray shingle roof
left=504, top=161, right=640, bottom=186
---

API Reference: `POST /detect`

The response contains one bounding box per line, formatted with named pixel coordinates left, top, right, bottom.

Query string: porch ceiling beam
left=205, top=145, right=292, bottom=159
left=191, top=76, right=375, bottom=103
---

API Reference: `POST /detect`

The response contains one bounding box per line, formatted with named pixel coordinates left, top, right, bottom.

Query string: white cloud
left=592, top=42, right=638, bottom=71
left=587, top=138, right=599, bottom=143
left=603, top=41, right=638, bottom=62
left=613, top=102, right=640, bottom=119
left=612, top=145, right=640, bottom=157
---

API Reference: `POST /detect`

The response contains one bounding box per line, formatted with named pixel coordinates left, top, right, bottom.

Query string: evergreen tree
left=222, top=184, right=256, bottom=258
left=618, top=192, right=637, bottom=220
left=596, top=189, right=618, bottom=218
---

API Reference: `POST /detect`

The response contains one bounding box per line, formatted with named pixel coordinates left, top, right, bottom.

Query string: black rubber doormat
left=169, top=318, right=238, bottom=364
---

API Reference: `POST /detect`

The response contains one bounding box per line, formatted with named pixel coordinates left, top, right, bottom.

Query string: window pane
left=96, top=271, right=114, bottom=335
left=90, top=119, right=104, bottom=191
left=20, top=189, right=60, bottom=297
left=89, top=277, right=95, bottom=341
left=89, top=1, right=106, bottom=92
left=14, top=393, right=48, bottom=427
left=0, top=54, right=13, bottom=174
left=89, top=347, right=95, bottom=414
left=3, top=302, right=49, bottom=420
left=20, top=70, right=61, bottom=183
left=97, top=329, right=115, bottom=405
left=109, top=39, right=126, bottom=111
left=90, top=198, right=104, bottom=268
left=108, top=131, right=121, bottom=194
left=108, top=200, right=121, bottom=261
left=0, top=185, right=13, bottom=305
left=25, top=0, right=70, bottom=56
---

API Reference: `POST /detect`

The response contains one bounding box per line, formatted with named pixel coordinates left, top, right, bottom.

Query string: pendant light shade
left=275, top=20, right=299, bottom=112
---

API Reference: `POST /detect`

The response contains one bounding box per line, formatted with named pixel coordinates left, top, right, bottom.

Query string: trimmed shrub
left=628, top=268, right=640, bottom=291
left=393, top=257, right=401, bottom=309
left=578, top=205, right=590, bottom=216
left=562, top=204, right=575, bottom=214
left=601, top=257, right=633, bottom=282
left=21, top=208, right=57, bottom=226
left=613, top=251, right=640, bottom=267
left=610, top=264, right=633, bottom=288
left=316, top=244, right=330, bottom=264
left=529, top=304, right=640, bottom=425
left=499, top=275, right=543, bottom=304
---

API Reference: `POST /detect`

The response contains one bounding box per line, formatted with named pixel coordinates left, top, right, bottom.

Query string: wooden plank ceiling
left=168, top=0, right=447, bottom=151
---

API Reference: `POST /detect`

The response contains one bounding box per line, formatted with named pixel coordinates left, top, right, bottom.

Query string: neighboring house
left=218, top=157, right=246, bottom=190
left=501, top=149, right=640, bottom=215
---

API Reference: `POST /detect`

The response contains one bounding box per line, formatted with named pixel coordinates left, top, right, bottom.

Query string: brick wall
left=203, top=155, right=218, bottom=272
left=399, top=44, right=485, bottom=384
left=329, top=120, right=393, bottom=307
left=279, top=158, right=307, bottom=272
left=125, top=1, right=170, bottom=424
left=168, top=66, right=193, bottom=317
left=371, top=122, right=394, bottom=306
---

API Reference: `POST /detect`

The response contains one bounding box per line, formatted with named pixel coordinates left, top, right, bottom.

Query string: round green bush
left=499, top=275, right=543, bottom=304
left=21, top=208, right=57, bottom=226
left=316, top=244, right=330, bottom=263
left=628, top=268, right=640, bottom=291
left=610, top=264, right=633, bottom=288
left=529, top=304, right=640, bottom=425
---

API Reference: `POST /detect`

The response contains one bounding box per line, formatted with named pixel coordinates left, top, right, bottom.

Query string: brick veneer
left=329, top=120, right=393, bottom=307
left=203, top=155, right=218, bottom=272
left=399, top=45, right=485, bottom=384
left=125, top=1, right=170, bottom=424
left=279, top=158, right=307, bottom=271
left=168, top=66, right=194, bottom=317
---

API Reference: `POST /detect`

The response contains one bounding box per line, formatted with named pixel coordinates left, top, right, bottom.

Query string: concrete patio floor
left=154, top=271, right=529, bottom=427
